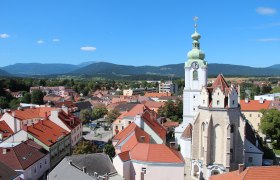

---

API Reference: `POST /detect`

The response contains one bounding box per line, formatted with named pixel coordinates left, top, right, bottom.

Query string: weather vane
left=193, top=16, right=198, bottom=31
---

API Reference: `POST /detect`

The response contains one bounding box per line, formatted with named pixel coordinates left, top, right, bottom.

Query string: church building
left=175, top=19, right=263, bottom=179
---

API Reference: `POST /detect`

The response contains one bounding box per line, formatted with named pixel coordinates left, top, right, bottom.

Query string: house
left=0, top=107, right=55, bottom=133
left=0, top=140, right=50, bottom=180
left=54, top=101, right=78, bottom=113
left=49, top=108, right=82, bottom=147
left=209, top=165, right=280, bottom=180
left=113, top=143, right=185, bottom=180
left=43, top=94, right=64, bottom=103
left=73, top=101, right=93, bottom=118
left=158, top=81, right=175, bottom=93
left=113, top=122, right=151, bottom=154
left=144, top=92, right=171, bottom=101
left=112, top=104, right=147, bottom=135
left=23, top=120, right=71, bottom=168
left=48, top=153, right=122, bottom=180
left=10, top=91, right=23, bottom=99
left=240, top=99, right=271, bottom=135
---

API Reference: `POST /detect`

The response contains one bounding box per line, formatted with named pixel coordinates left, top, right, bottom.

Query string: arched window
left=193, top=70, right=198, bottom=80
left=200, top=123, right=205, bottom=157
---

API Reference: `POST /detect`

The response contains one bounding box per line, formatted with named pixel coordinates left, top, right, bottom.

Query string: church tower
left=175, top=17, right=207, bottom=145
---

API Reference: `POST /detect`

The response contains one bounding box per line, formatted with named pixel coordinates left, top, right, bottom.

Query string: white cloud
left=52, top=38, right=60, bottom=42
left=80, top=46, right=96, bottom=51
left=256, top=7, right=277, bottom=15
left=256, top=38, right=280, bottom=42
left=37, top=40, right=44, bottom=44
left=0, top=34, right=10, bottom=38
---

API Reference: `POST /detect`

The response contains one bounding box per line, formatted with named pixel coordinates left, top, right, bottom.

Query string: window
left=34, top=167, right=37, bottom=173
left=193, top=107, right=196, bottom=111
left=217, top=100, right=220, bottom=105
left=249, top=114, right=252, bottom=117
left=232, top=100, right=235, bottom=105
left=40, top=163, right=42, bottom=169
left=193, top=70, right=198, bottom=80
left=45, top=159, right=47, bottom=164
left=193, top=95, right=196, bottom=99
left=122, top=126, right=124, bottom=130
left=128, top=121, right=131, bottom=124
left=248, top=157, right=253, bottom=163
left=258, top=114, right=261, bottom=117
left=141, top=167, right=147, bottom=174
left=203, top=100, right=205, bottom=104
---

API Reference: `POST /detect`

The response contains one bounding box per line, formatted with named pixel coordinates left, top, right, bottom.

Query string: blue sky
left=0, top=0, right=279, bottom=67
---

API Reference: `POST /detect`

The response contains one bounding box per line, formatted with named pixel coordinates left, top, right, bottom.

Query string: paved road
left=83, top=126, right=113, bottom=142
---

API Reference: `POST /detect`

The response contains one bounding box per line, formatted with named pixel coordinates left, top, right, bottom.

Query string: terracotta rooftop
left=118, top=151, right=130, bottom=162
left=163, top=121, right=179, bottom=128
left=54, top=101, right=77, bottom=109
left=0, top=140, right=47, bottom=170
left=210, top=166, right=280, bottom=180
left=144, top=101, right=165, bottom=108
left=113, top=122, right=150, bottom=149
left=240, top=100, right=271, bottom=111
left=181, top=124, right=192, bottom=139
left=130, top=143, right=184, bottom=163
left=57, top=110, right=81, bottom=130
left=141, top=110, right=166, bottom=140
left=144, top=92, right=171, bottom=98
left=10, top=107, right=55, bottom=120
left=0, top=121, right=14, bottom=139
left=117, top=104, right=146, bottom=120
left=26, top=120, right=70, bottom=146
left=211, top=74, right=229, bottom=92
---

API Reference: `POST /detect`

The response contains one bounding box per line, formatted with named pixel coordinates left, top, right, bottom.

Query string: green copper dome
left=191, top=31, right=201, bottom=40
left=187, top=48, right=205, bottom=60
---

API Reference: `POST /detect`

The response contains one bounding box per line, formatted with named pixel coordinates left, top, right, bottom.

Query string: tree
left=31, top=90, right=44, bottom=104
left=9, top=99, right=20, bottom=110
left=106, top=109, right=121, bottom=124
left=21, top=92, right=31, bottom=103
left=80, top=109, right=92, bottom=124
left=92, top=106, right=108, bottom=120
left=104, top=144, right=116, bottom=160
left=261, top=84, right=272, bottom=94
left=0, top=96, right=9, bottom=109
left=72, top=140, right=98, bottom=155
left=260, top=108, right=280, bottom=147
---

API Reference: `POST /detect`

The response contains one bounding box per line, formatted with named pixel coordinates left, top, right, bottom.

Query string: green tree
left=106, top=109, right=121, bottom=124
left=21, top=92, right=31, bottom=103
left=73, top=140, right=98, bottom=155
left=260, top=108, right=280, bottom=147
left=31, top=90, right=44, bottom=104
left=80, top=109, right=92, bottom=124
left=0, top=96, right=9, bottom=109
left=104, top=144, right=116, bottom=160
left=9, top=99, right=20, bottom=110
left=92, top=105, right=108, bottom=119
left=261, top=84, right=272, bottom=94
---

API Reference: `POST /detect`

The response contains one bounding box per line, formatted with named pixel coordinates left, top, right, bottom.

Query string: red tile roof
left=210, top=166, right=280, bottom=180
left=0, top=121, right=14, bottom=139
left=144, top=92, right=171, bottom=98
left=117, top=104, right=146, bottom=120
left=11, top=107, right=55, bottom=120
left=240, top=100, right=271, bottom=111
left=118, top=151, right=130, bottom=162
left=54, top=101, right=77, bottom=109
left=130, top=143, right=184, bottom=163
left=26, top=120, right=70, bottom=146
left=144, top=101, right=165, bottom=108
left=0, top=140, right=47, bottom=170
left=163, top=121, right=179, bottom=128
left=212, top=74, right=229, bottom=93
left=113, top=123, right=150, bottom=149
left=181, top=124, right=192, bottom=139
left=58, top=110, right=81, bottom=130
left=141, top=110, right=166, bottom=140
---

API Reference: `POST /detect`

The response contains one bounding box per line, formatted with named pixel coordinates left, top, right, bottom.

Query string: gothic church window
left=193, top=70, right=198, bottom=80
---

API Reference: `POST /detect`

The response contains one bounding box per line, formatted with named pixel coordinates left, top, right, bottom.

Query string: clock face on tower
left=191, top=61, right=199, bottom=69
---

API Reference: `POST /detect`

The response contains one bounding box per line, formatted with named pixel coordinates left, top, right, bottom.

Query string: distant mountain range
left=1, top=61, right=280, bottom=78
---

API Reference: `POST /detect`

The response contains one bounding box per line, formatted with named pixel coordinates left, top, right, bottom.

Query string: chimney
left=12, top=111, right=17, bottom=132
left=45, top=112, right=48, bottom=120
left=140, top=136, right=145, bottom=143
left=22, top=124, right=27, bottom=131
left=2, top=148, right=7, bottom=154
left=245, top=98, right=249, bottom=104
left=69, top=160, right=73, bottom=165
left=82, top=166, right=86, bottom=173
left=61, top=105, right=68, bottom=114
left=259, top=98, right=264, bottom=104
left=238, top=164, right=244, bottom=174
